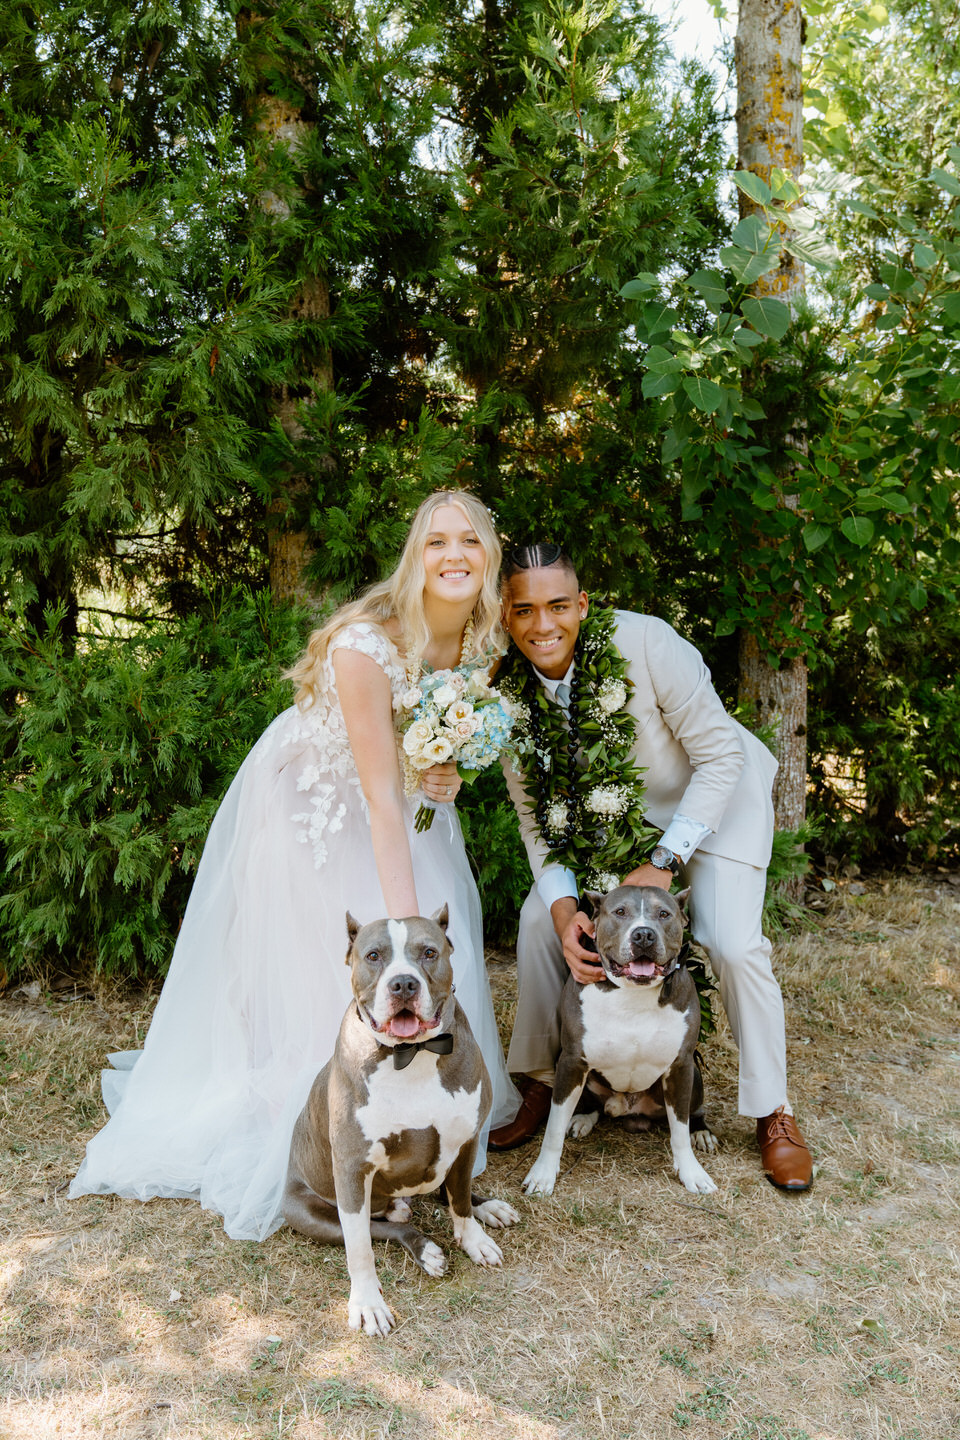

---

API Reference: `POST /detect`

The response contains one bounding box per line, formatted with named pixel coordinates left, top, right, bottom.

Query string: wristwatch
left=649, top=844, right=681, bottom=876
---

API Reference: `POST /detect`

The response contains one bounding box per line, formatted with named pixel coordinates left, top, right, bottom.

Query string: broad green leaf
left=644, top=344, right=684, bottom=374
left=682, top=375, right=725, bottom=413
left=732, top=170, right=772, bottom=206
left=741, top=295, right=791, bottom=339
left=637, top=301, right=680, bottom=337
left=845, top=198, right=880, bottom=219
left=874, top=308, right=903, bottom=330
left=913, top=244, right=938, bottom=270
left=661, top=427, right=686, bottom=464
left=864, top=283, right=889, bottom=300
left=935, top=291, right=960, bottom=321
left=878, top=264, right=915, bottom=293
left=619, top=276, right=656, bottom=299
left=687, top=268, right=730, bottom=312
left=730, top=213, right=770, bottom=253
left=721, top=245, right=781, bottom=285
left=840, top=515, right=875, bottom=547
left=732, top=327, right=764, bottom=349
left=908, top=582, right=927, bottom=610
left=929, top=167, right=960, bottom=197
left=714, top=618, right=737, bottom=637
left=802, top=522, right=831, bottom=553
left=939, top=373, right=960, bottom=401
left=642, top=370, right=679, bottom=398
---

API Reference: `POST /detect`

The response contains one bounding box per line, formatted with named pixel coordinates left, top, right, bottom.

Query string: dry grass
left=2, top=876, right=959, bottom=1440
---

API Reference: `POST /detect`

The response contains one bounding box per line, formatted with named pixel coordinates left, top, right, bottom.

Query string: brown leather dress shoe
left=757, top=1107, right=813, bottom=1191
left=488, top=1077, right=553, bottom=1150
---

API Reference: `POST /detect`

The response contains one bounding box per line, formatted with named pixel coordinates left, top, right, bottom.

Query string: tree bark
left=237, top=15, right=331, bottom=607
left=735, top=0, right=808, bottom=832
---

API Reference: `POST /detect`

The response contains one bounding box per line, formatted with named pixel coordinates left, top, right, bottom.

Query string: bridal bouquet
left=398, top=666, right=527, bottom=831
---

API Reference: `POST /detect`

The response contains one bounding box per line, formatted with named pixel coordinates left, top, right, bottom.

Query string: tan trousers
left=507, top=850, right=788, bottom=1118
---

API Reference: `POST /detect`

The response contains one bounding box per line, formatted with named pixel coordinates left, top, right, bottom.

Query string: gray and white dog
left=284, top=906, right=518, bottom=1337
left=522, top=885, right=718, bottom=1198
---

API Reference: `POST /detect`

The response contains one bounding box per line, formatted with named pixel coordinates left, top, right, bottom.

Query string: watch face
left=651, top=846, right=672, bottom=868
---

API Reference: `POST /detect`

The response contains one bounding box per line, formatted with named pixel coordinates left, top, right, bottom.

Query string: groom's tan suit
left=503, top=610, right=787, bottom=1117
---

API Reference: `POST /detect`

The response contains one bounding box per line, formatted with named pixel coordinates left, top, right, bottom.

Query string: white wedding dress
left=70, top=623, right=519, bottom=1240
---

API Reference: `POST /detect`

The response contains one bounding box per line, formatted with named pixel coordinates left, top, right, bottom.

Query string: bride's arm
left=333, top=647, right=418, bottom=919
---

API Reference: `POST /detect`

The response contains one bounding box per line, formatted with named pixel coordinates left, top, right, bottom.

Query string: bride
left=70, top=490, right=520, bottom=1240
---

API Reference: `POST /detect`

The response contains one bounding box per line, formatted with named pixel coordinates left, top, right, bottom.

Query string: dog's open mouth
left=364, top=1007, right=442, bottom=1040
left=611, top=957, right=665, bottom=981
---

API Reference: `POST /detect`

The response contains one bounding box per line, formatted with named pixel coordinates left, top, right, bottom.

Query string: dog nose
left=388, top=974, right=421, bottom=1001
left=630, top=926, right=656, bottom=950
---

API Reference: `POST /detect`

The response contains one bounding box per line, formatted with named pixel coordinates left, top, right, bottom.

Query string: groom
left=489, top=543, right=813, bottom=1191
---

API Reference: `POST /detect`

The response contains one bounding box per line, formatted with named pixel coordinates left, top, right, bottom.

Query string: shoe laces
left=761, top=1107, right=796, bottom=1142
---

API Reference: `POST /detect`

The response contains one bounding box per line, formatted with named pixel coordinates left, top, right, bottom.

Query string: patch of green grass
left=728, top=1419, right=812, bottom=1440
left=671, top=1377, right=732, bottom=1428
left=660, top=1346, right=696, bottom=1375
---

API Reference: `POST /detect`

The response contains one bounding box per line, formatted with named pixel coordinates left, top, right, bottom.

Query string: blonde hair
left=288, top=491, right=505, bottom=708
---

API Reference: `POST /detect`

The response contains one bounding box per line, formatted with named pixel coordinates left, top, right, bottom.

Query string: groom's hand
left=551, top=898, right=603, bottom=984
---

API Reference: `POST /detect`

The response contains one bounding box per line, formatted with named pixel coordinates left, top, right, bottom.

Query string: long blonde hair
left=288, top=491, right=505, bottom=708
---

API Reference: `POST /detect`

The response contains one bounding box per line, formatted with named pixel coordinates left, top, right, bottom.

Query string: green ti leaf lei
left=498, top=606, right=659, bottom=892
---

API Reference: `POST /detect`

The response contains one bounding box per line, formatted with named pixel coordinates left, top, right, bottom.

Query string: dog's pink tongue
left=626, top=959, right=658, bottom=978
left=389, top=1012, right=421, bottom=1039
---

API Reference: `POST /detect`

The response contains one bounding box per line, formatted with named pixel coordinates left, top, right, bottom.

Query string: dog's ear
left=673, top=887, right=691, bottom=913
left=430, top=903, right=450, bottom=933
left=581, top=890, right=604, bottom=917
left=345, top=911, right=362, bottom=960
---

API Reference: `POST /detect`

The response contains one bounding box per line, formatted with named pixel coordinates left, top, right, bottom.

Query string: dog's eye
left=366, top=949, right=382, bottom=964
left=613, top=906, right=626, bottom=916
left=422, top=947, right=438, bottom=962
left=658, top=910, right=670, bottom=920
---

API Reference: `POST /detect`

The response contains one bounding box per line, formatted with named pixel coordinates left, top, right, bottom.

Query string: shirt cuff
left=659, top=814, right=712, bottom=865
left=536, top=866, right=579, bottom=910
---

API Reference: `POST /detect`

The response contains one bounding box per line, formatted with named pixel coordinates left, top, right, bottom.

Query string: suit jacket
left=504, top=610, right=778, bottom=881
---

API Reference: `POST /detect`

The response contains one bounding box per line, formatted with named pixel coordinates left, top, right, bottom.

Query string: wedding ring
left=444, top=786, right=452, bottom=795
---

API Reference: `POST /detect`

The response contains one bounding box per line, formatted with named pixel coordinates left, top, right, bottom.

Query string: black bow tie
left=391, top=1033, right=454, bottom=1069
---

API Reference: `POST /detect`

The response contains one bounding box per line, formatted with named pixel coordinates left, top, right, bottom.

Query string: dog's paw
left=416, top=1239, right=447, bottom=1277
left=693, top=1126, right=719, bottom=1155
left=348, top=1285, right=395, bottom=1337
left=455, top=1216, right=504, bottom=1266
left=603, top=1094, right=630, bottom=1118
left=675, top=1155, right=718, bottom=1195
left=567, top=1111, right=599, bottom=1139
left=384, top=1196, right=412, bottom=1223
left=521, top=1159, right=559, bottom=1197
left=474, top=1197, right=520, bottom=1228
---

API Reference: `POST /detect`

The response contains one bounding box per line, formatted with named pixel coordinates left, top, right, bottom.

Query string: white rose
left=400, top=686, right=424, bottom=709
left=449, top=672, right=467, bottom=694
left=596, top=871, right=621, bottom=893
left=445, top=699, right=475, bottom=725
left=466, top=671, right=493, bottom=699
left=454, top=717, right=480, bottom=740
left=433, top=683, right=457, bottom=708
left=402, top=719, right=435, bottom=755
left=422, top=735, right=454, bottom=764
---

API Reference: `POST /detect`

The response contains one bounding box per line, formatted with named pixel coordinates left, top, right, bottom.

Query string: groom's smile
left=502, top=568, right=589, bottom=680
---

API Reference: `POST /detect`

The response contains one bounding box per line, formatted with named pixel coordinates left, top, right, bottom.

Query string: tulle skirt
left=70, top=710, right=519, bottom=1240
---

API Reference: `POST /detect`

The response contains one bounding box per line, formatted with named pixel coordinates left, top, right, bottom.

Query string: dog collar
left=390, top=1033, right=454, bottom=1069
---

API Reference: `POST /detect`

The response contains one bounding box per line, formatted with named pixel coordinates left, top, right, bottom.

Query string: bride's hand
left=421, top=762, right=462, bottom=804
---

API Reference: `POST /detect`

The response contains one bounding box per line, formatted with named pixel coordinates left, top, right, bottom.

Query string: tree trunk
left=237, top=16, right=331, bottom=607
left=735, top=0, right=808, bottom=832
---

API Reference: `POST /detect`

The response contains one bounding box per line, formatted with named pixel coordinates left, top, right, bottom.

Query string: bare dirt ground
left=1, top=876, right=959, bottom=1440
